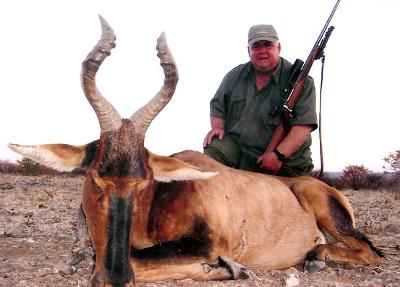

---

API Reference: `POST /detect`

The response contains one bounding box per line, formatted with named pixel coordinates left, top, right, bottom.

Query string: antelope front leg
left=132, top=256, right=248, bottom=283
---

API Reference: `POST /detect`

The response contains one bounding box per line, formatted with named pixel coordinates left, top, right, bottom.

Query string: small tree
left=383, top=150, right=400, bottom=175
left=383, top=150, right=400, bottom=196
left=18, top=157, right=41, bottom=176
left=341, top=165, right=371, bottom=190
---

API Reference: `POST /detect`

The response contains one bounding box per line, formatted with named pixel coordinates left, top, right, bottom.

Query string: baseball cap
left=248, top=24, right=279, bottom=45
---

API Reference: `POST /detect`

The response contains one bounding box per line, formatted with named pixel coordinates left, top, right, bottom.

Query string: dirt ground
left=0, top=173, right=399, bottom=287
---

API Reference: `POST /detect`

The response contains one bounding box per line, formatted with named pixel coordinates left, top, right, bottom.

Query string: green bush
left=18, top=158, right=41, bottom=176
left=0, top=157, right=84, bottom=176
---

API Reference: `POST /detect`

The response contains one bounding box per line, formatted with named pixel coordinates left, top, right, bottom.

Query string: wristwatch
left=273, top=149, right=287, bottom=162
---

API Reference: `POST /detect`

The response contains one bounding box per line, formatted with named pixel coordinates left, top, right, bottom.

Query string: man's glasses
left=250, top=40, right=273, bottom=49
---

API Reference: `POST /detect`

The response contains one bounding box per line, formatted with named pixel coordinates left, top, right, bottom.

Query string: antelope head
left=8, top=16, right=218, bottom=286
left=79, top=16, right=180, bottom=286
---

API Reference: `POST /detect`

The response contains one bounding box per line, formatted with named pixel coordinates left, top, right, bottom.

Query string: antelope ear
left=8, top=140, right=98, bottom=172
left=148, top=152, right=218, bottom=183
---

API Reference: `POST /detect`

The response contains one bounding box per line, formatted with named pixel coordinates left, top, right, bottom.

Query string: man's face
left=248, top=40, right=281, bottom=73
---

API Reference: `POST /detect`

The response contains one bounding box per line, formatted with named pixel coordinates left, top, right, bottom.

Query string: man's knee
left=203, top=136, right=241, bottom=168
left=204, top=145, right=233, bottom=166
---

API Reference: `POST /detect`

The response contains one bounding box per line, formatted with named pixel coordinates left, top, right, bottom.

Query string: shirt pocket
left=228, top=90, right=246, bottom=121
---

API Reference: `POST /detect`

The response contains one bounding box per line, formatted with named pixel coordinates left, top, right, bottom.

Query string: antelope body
left=8, top=17, right=382, bottom=287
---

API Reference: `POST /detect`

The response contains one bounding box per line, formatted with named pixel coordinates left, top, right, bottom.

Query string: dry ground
left=0, top=173, right=399, bottom=287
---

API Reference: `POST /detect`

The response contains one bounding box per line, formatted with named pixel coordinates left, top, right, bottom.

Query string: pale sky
left=1, top=0, right=399, bottom=172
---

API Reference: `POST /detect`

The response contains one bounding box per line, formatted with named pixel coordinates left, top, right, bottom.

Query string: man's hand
left=257, top=152, right=282, bottom=174
left=203, top=128, right=224, bottom=147
left=258, top=125, right=313, bottom=174
left=203, top=116, right=225, bottom=147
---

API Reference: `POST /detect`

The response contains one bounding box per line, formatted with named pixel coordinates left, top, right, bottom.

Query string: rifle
left=265, top=0, right=341, bottom=173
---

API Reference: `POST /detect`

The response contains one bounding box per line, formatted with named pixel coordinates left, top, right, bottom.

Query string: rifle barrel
left=285, top=0, right=341, bottom=105
left=316, top=0, right=341, bottom=46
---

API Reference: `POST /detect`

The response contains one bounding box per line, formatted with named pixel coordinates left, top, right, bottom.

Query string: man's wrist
left=273, top=149, right=287, bottom=162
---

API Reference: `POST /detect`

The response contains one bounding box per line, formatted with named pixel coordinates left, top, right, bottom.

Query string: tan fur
left=276, top=176, right=381, bottom=265
left=148, top=152, right=219, bottom=182
left=170, top=151, right=323, bottom=269
left=278, top=176, right=355, bottom=226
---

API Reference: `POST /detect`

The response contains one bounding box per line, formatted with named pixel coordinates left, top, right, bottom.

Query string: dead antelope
left=8, top=16, right=382, bottom=287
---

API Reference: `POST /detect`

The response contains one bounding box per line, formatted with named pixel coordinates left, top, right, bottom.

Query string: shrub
left=0, top=157, right=84, bottom=177
left=0, top=160, right=21, bottom=174
left=383, top=150, right=400, bottom=197
left=365, top=173, right=386, bottom=190
left=18, top=158, right=41, bottom=176
left=383, top=150, right=400, bottom=175
left=341, top=165, right=371, bottom=190
left=381, top=174, right=400, bottom=199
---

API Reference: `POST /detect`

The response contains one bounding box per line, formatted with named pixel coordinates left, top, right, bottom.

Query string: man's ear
left=8, top=140, right=98, bottom=172
left=148, top=152, right=218, bottom=183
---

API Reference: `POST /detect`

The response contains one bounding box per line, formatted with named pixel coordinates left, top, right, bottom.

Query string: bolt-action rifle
left=265, top=0, right=341, bottom=167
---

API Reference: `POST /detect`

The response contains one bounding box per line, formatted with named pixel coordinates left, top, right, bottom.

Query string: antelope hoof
left=304, top=260, right=327, bottom=273
left=218, top=256, right=249, bottom=279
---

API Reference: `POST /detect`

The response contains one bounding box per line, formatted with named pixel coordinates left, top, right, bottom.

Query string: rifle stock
left=265, top=77, right=307, bottom=152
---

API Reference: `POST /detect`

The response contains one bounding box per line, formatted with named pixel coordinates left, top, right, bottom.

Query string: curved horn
left=130, top=32, right=179, bottom=136
left=81, top=15, right=122, bottom=132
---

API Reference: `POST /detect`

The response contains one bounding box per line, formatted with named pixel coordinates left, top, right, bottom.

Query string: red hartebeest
left=8, top=16, right=382, bottom=287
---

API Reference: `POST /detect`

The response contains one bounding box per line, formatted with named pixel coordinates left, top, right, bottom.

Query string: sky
left=1, top=0, right=399, bottom=172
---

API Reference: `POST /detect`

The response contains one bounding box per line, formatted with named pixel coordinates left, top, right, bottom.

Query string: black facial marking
left=131, top=217, right=212, bottom=261
left=99, top=139, right=146, bottom=178
left=105, top=192, right=133, bottom=286
left=328, top=195, right=384, bottom=257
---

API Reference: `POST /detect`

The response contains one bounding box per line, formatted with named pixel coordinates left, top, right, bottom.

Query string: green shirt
left=210, top=57, right=317, bottom=169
